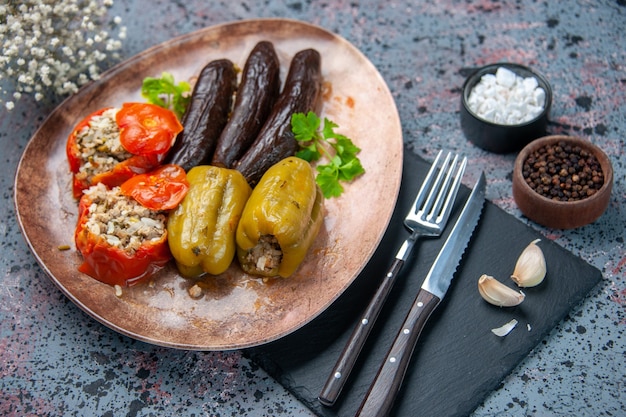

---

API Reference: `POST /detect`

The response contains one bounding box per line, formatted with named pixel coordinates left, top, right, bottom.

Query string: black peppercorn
left=522, top=140, right=604, bottom=202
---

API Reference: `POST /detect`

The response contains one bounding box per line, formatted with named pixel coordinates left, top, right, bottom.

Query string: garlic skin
left=491, top=319, right=518, bottom=337
left=478, top=274, right=525, bottom=307
left=511, top=239, right=546, bottom=287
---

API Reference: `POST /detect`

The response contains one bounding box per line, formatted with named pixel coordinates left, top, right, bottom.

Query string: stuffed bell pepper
left=167, top=165, right=252, bottom=278
left=67, top=102, right=183, bottom=198
left=236, top=156, right=324, bottom=278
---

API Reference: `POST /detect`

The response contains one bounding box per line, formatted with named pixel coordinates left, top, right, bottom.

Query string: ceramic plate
left=14, top=18, right=403, bottom=350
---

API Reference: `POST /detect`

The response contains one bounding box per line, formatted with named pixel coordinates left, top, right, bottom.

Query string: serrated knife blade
left=421, top=172, right=486, bottom=300
left=355, top=172, right=486, bottom=417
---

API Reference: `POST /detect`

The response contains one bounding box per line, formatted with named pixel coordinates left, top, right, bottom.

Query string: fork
left=318, top=150, right=467, bottom=407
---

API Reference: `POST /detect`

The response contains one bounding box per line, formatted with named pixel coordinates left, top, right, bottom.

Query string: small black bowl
left=460, top=63, right=552, bottom=154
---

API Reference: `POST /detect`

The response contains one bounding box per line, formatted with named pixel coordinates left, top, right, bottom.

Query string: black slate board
left=245, top=150, right=602, bottom=417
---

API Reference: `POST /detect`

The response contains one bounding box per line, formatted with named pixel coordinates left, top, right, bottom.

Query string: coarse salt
left=467, top=67, right=546, bottom=125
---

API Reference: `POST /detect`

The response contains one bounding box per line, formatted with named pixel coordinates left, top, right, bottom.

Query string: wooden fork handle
left=318, top=257, right=405, bottom=406
left=356, top=288, right=440, bottom=417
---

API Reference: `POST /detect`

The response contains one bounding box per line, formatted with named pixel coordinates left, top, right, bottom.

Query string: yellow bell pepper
left=236, top=156, right=324, bottom=278
left=167, top=165, right=251, bottom=277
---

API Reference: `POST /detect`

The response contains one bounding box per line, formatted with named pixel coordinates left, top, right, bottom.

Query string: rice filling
left=243, top=235, right=283, bottom=274
left=74, top=108, right=132, bottom=183
left=83, top=183, right=167, bottom=253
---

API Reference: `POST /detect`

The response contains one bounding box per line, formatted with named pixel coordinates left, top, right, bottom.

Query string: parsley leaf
left=141, top=72, right=191, bottom=119
left=292, top=111, right=365, bottom=198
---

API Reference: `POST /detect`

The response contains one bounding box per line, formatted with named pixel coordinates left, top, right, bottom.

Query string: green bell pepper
left=167, top=165, right=251, bottom=277
left=236, top=156, right=324, bottom=278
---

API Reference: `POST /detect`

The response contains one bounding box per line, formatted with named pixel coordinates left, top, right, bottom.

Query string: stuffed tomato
left=66, top=102, right=183, bottom=198
left=74, top=183, right=172, bottom=287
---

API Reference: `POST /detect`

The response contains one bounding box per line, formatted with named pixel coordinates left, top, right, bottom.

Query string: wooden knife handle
left=318, top=258, right=405, bottom=406
left=355, top=288, right=440, bottom=417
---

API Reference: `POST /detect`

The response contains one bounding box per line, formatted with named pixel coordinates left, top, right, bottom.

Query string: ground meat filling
left=244, top=235, right=283, bottom=274
left=75, top=108, right=132, bottom=184
left=83, top=183, right=167, bottom=254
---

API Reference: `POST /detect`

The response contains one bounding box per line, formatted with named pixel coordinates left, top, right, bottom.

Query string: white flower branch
left=0, top=0, right=127, bottom=110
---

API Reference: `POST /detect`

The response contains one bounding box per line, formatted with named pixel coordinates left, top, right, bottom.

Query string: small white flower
left=1, top=0, right=125, bottom=109
left=9, top=21, right=21, bottom=33
left=32, top=47, right=47, bottom=58
left=62, top=81, right=78, bottom=94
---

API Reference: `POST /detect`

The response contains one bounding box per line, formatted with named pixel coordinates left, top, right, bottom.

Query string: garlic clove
left=478, top=274, right=525, bottom=307
left=511, top=238, right=546, bottom=287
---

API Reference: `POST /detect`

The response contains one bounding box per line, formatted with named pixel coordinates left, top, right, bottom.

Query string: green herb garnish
left=292, top=111, right=365, bottom=198
left=141, top=72, right=191, bottom=119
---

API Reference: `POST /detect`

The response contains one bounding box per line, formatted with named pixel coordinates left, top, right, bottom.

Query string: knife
left=355, top=172, right=486, bottom=417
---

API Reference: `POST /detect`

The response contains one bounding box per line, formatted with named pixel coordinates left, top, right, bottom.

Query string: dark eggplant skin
left=235, top=48, right=322, bottom=186
left=211, top=41, right=281, bottom=169
left=164, top=59, right=237, bottom=171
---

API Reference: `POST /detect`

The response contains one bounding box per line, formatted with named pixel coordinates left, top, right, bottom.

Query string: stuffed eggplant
left=235, top=49, right=322, bottom=186
left=211, top=41, right=281, bottom=168
left=165, top=59, right=237, bottom=171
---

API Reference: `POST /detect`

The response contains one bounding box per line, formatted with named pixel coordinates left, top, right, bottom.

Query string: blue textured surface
left=1, top=1, right=624, bottom=416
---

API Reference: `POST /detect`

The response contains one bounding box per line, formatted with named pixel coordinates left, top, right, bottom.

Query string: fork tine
left=428, top=155, right=465, bottom=223
left=421, top=152, right=456, bottom=221
left=433, top=155, right=467, bottom=224
left=420, top=152, right=454, bottom=219
left=412, top=150, right=444, bottom=213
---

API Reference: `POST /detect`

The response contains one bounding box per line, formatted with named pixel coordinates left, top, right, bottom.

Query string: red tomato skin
left=120, top=164, right=189, bottom=211
left=74, top=193, right=172, bottom=287
left=116, top=102, right=183, bottom=155
left=91, top=153, right=164, bottom=189
left=70, top=153, right=164, bottom=199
